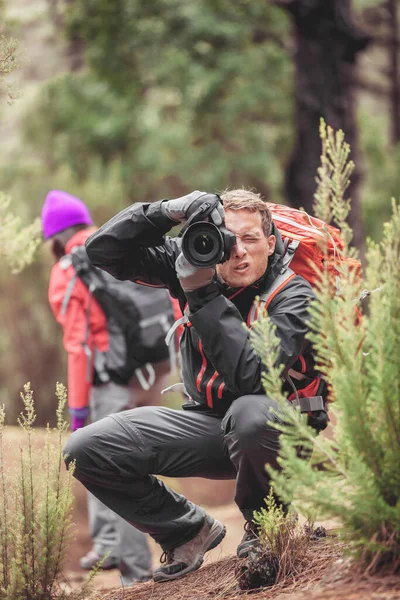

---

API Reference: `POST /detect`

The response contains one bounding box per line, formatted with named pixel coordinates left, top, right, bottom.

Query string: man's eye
left=243, top=237, right=258, bottom=243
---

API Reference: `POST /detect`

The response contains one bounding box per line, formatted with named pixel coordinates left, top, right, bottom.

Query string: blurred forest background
left=0, top=0, right=399, bottom=425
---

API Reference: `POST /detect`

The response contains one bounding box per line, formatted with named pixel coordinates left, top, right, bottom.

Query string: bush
left=251, top=123, right=400, bottom=574
left=0, top=383, right=89, bottom=599
left=0, top=193, right=41, bottom=273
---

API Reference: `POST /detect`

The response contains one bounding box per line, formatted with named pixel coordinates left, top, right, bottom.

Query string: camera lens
left=194, top=234, right=214, bottom=256
left=181, top=222, right=223, bottom=268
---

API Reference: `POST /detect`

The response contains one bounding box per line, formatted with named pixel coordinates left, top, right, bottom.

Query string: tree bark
left=387, top=0, right=400, bottom=144
left=280, top=0, right=371, bottom=250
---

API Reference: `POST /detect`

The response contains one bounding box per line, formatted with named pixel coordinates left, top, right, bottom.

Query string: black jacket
left=86, top=200, right=316, bottom=416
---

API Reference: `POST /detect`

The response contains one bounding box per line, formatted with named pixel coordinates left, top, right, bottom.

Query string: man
left=64, top=188, right=317, bottom=583
left=42, top=189, right=173, bottom=583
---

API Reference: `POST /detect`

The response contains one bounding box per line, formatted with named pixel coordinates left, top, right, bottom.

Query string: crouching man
left=64, top=189, right=319, bottom=582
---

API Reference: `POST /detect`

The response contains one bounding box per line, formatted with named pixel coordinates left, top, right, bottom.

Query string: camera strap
left=179, top=197, right=221, bottom=238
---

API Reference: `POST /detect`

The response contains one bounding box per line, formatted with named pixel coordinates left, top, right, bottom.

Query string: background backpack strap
left=60, top=272, right=78, bottom=317
left=134, top=363, right=156, bottom=390
left=248, top=268, right=296, bottom=326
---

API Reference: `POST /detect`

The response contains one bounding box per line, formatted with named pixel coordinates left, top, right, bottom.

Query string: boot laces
left=243, top=520, right=259, bottom=542
left=160, top=549, right=174, bottom=565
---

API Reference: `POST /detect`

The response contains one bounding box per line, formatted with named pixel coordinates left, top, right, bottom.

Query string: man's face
left=216, top=208, right=276, bottom=288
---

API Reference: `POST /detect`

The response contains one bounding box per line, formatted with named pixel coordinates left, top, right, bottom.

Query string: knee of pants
left=63, top=427, right=89, bottom=470
left=225, top=394, right=281, bottom=448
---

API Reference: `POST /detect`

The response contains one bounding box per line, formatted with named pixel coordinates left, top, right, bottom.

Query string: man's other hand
left=175, top=252, right=215, bottom=292
left=161, top=191, right=224, bottom=225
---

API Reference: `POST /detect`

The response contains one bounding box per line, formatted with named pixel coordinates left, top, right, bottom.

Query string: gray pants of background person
left=65, top=394, right=283, bottom=554
left=88, top=380, right=153, bottom=583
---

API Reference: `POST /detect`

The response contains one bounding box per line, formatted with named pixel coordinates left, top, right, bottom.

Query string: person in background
left=41, top=190, right=175, bottom=584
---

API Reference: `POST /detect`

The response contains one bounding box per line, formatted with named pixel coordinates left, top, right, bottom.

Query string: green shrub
left=251, top=123, right=400, bottom=573
left=0, top=193, right=41, bottom=273
left=0, top=383, right=87, bottom=599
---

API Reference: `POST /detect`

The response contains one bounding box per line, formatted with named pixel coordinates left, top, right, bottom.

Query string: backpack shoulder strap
left=281, top=238, right=299, bottom=270
left=59, top=254, right=77, bottom=317
left=61, top=272, right=78, bottom=317
left=248, top=268, right=296, bottom=325
left=247, top=238, right=299, bottom=325
left=60, top=246, right=98, bottom=316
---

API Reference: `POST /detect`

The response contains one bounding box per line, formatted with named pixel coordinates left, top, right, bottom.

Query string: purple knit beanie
left=41, top=190, right=93, bottom=239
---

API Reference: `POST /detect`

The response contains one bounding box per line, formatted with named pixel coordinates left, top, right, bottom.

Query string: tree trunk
left=280, top=0, right=371, bottom=250
left=387, top=0, right=400, bottom=144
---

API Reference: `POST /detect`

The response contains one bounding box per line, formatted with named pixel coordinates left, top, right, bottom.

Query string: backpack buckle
left=290, top=395, right=327, bottom=413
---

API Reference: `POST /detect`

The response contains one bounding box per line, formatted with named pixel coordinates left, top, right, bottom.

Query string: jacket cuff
left=69, top=407, right=90, bottom=419
left=145, top=200, right=179, bottom=233
left=185, top=280, right=220, bottom=313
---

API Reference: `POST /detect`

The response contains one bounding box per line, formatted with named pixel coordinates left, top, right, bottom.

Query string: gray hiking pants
left=65, top=394, right=283, bottom=553
left=87, top=380, right=152, bottom=582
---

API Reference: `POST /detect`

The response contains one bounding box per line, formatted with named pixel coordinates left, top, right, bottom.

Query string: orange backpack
left=268, top=203, right=361, bottom=288
left=247, top=203, right=362, bottom=336
left=249, top=203, right=362, bottom=319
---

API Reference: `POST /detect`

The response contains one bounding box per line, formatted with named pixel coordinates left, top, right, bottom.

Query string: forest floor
left=4, top=427, right=400, bottom=600
left=63, top=444, right=400, bottom=600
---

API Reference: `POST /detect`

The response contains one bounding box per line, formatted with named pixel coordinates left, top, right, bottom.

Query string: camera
left=180, top=195, right=236, bottom=268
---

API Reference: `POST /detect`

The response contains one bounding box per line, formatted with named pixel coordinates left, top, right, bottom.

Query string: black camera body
left=180, top=195, right=236, bottom=268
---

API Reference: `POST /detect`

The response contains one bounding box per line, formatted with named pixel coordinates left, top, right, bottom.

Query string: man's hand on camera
left=175, top=252, right=215, bottom=292
left=161, top=191, right=224, bottom=226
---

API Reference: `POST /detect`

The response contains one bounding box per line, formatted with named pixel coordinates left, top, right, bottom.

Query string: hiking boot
left=153, top=515, right=226, bottom=582
left=79, top=549, right=119, bottom=570
left=236, top=521, right=260, bottom=559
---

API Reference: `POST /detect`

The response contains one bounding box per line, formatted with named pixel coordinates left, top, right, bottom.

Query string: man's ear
left=267, top=234, right=276, bottom=256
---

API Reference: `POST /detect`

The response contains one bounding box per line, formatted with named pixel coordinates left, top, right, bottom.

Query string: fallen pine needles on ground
left=88, top=534, right=345, bottom=600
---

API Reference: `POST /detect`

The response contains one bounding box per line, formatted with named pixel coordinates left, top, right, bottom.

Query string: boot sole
left=153, top=520, right=226, bottom=582
left=236, top=545, right=251, bottom=559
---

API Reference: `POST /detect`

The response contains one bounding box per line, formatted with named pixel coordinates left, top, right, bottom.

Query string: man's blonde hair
left=219, top=188, right=272, bottom=236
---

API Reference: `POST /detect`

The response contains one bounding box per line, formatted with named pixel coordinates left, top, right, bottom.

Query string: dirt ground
left=65, top=478, right=400, bottom=600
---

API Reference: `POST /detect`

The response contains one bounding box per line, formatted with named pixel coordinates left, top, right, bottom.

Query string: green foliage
left=0, top=35, right=40, bottom=273
left=251, top=492, right=326, bottom=586
left=0, top=34, right=22, bottom=103
left=22, top=73, right=135, bottom=182
left=358, top=109, right=400, bottom=242
left=315, top=120, right=355, bottom=249
left=253, top=126, right=400, bottom=572
left=0, top=383, right=79, bottom=599
left=273, top=204, right=400, bottom=570
left=0, top=193, right=41, bottom=273
left=22, top=1, right=293, bottom=202
left=253, top=491, right=292, bottom=549
left=353, top=0, right=382, bottom=11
